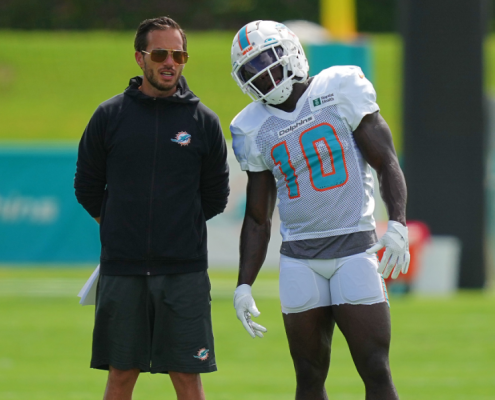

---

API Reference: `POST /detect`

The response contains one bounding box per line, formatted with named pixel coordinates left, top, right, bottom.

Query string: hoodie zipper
left=146, top=98, right=158, bottom=275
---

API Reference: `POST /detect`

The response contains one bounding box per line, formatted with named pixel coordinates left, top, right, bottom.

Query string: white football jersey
left=231, top=66, right=379, bottom=242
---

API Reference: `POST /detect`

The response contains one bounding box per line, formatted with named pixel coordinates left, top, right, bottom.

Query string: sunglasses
left=141, top=49, right=189, bottom=65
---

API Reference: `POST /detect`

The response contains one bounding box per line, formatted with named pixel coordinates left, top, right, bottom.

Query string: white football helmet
left=231, top=20, right=309, bottom=105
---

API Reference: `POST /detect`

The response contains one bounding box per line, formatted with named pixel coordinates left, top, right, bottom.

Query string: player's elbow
left=245, top=212, right=272, bottom=234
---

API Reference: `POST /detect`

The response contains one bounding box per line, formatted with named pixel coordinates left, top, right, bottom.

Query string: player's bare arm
left=353, top=111, right=407, bottom=224
left=238, top=170, right=277, bottom=286
left=233, top=170, right=276, bottom=338
left=354, top=111, right=410, bottom=279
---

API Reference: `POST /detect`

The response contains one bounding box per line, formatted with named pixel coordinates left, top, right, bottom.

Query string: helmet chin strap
left=264, top=81, right=294, bottom=105
left=294, top=69, right=308, bottom=80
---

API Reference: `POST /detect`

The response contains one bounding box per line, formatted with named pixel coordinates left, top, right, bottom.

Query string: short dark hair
left=134, top=16, right=187, bottom=52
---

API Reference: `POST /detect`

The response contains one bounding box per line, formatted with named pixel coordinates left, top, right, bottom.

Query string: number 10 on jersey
left=271, top=123, right=348, bottom=198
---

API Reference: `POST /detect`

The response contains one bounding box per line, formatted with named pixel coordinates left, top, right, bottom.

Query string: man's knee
left=169, top=371, right=201, bottom=386
left=170, top=371, right=199, bottom=380
left=359, top=352, right=392, bottom=386
left=293, top=357, right=328, bottom=388
left=108, top=366, right=140, bottom=385
left=169, top=371, right=204, bottom=399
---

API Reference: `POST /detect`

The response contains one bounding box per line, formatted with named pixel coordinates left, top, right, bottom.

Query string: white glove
left=233, top=284, right=267, bottom=338
left=366, top=221, right=410, bottom=279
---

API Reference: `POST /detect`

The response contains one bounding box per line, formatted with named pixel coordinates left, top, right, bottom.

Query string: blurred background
left=0, top=0, right=494, bottom=399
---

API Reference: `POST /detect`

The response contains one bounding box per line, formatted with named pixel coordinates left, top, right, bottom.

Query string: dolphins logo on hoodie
left=171, top=132, right=191, bottom=146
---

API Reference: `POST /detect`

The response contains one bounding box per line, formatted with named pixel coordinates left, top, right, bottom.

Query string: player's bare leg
left=103, top=366, right=140, bottom=400
left=332, top=302, right=398, bottom=400
left=169, top=371, right=206, bottom=400
left=283, top=306, right=335, bottom=400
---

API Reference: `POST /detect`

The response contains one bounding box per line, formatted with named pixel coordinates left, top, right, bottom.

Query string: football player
left=230, top=20, right=409, bottom=400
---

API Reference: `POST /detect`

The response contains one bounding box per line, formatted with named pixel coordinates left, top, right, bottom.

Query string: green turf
left=1, top=30, right=495, bottom=154
left=0, top=267, right=493, bottom=399
left=0, top=31, right=404, bottom=149
left=0, top=30, right=248, bottom=143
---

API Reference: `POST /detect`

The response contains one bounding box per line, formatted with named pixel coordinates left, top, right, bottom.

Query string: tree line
left=0, top=0, right=397, bottom=32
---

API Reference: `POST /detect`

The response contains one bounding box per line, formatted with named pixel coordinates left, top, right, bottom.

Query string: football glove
left=234, top=284, right=267, bottom=338
left=366, top=220, right=410, bottom=279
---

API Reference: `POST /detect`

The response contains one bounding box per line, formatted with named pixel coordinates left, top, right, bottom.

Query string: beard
left=143, top=61, right=182, bottom=93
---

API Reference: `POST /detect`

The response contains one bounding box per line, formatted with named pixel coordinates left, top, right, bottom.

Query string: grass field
left=2, top=31, right=495, bottom=150
left=0, top=31, right=246, bottom=143
left=0, top=267, right=494, bottom=399
left=0, top=31, right=403, bottom=150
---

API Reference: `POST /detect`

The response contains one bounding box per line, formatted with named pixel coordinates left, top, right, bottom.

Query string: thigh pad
left=331, top=252, right=387, bottom=305
left=279, top=256, right=331, bottom=314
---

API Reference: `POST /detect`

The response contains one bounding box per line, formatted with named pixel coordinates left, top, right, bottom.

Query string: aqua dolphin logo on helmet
left=231, top=20, right=309, bottom=105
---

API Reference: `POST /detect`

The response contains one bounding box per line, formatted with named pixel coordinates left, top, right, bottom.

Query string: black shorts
left=91, top=271, right=216, bottom=374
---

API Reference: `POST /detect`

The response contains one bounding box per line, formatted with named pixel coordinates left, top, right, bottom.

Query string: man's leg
left=283, top=306, right=335, bottom=400
left=169, top=372, right=206, bottom=400
left=103, top=366, right=140, bottom=400
left=332, top=302, right=398, bottom=400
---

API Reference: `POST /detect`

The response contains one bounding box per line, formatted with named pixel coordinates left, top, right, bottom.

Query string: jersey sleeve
left=230, top=114, right=269, bottom=172
left=337, top=66, right=380, bottom=131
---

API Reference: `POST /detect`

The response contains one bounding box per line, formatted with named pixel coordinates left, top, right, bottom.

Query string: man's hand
left=234, top=284, right=267, bottom=338
left=366, top=221, right=410, bottom=279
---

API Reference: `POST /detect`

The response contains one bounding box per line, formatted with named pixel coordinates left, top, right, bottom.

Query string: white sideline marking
left=0, top=279, right=86, bottom=297
left=0, top=279, right=279, bottom=299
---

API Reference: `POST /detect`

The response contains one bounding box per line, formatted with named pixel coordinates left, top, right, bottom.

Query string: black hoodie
left=75, top=76, right=229, bottom=275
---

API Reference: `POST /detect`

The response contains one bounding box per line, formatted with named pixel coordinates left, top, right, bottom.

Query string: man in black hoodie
left=74, top=16, right=229, bottom=400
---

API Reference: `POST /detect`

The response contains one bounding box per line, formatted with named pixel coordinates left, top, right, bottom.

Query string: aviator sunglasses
left=141, top=49, right=189, bottom=65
